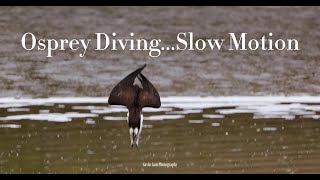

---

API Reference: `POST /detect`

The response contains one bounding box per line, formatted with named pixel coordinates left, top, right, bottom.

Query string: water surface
left=0, top=96, right=319, bottom=173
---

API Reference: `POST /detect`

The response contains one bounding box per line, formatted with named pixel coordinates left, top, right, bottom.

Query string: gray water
left=0, top=6, right=320, bottom=97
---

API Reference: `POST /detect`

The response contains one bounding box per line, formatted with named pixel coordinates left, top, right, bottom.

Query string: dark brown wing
left=108, top=64, right=146, bottom=108
left=138, top=73, right=161, bottom=108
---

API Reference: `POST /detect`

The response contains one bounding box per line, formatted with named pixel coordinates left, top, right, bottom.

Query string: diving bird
left=108, top=64, right=161, bottom=148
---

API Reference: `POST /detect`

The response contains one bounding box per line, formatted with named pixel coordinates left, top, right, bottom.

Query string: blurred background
left=0, top=6, right=319, bottom=98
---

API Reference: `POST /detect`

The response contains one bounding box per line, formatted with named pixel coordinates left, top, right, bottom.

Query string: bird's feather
left=108, top=64, right=161, bottom=109
left=137, top=73, right=161, bottom=108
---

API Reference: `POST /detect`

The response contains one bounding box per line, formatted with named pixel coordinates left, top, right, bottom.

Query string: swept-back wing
left=138, top=73, right=161, bottom=108
left=108, top=64, right=146, bottom=108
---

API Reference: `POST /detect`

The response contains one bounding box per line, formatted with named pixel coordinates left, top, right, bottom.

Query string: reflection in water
left=0, top=96, right=320, bottom=173
left=262, top=127, right=277, bottom=132
left=203, top=114, right=225, bottom=119
left=0, top=112, right=98, bottom=122
left=7, top=108, right=30, bottom=112
left=0, top=124, right=21, bottom=128
left=103, top=116, right=127, bottom=121
left=188, top=120, right=204, bottom=124
left=85, top=119, right=95, bottom=125
left=144, top=115, right=185, bottom=121
left=211, top=123, right=221, bottom=127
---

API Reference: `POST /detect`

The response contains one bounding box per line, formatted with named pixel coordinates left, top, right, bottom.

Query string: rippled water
left=0, top=96, right=320, bottom=173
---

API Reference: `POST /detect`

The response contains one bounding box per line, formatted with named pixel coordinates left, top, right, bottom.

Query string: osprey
left=108, top=64, right=161, bottom=148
